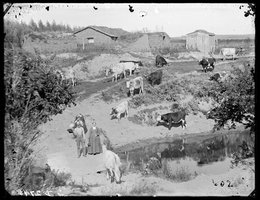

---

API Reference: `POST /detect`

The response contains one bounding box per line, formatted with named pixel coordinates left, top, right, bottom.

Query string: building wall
left=186, top=32, right=215, bottom=53
left=74, top=28, right=116, bottom=48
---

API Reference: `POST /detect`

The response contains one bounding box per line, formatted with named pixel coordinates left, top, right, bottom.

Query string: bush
left=207, top=63, right=255, bottom=132
left=4, top=47, right=76, bottom=194
left=162, top=162, right=196, bottom=182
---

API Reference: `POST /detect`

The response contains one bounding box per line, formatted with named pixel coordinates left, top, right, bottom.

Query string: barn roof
left=186, top=29, right=215, bottom=36
left=73, top=26, right=118, bottom=39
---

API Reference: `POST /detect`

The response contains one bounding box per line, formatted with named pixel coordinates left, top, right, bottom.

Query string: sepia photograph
left=4, top=3, right=255, bottom=196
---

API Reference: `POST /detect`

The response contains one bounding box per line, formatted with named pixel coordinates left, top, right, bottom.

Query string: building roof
left=73, top=26, right=118, bottom=39
left=186, top=29, right=215, bottom=36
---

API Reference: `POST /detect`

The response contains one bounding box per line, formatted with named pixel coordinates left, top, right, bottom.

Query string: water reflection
left=116, top=130, right=254, bottom=177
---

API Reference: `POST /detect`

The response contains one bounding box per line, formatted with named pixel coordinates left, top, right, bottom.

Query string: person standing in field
left=88, top=121, right=103, bottom=155
left=74, top=119, right=87, bottom=158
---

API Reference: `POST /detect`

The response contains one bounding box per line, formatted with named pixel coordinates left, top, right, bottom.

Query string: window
left=87, top=37, right=94, bottom=43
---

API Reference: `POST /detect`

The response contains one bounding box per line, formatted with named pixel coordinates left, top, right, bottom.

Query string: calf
left=101, top=143, right=122, bottom=184
left=155, top=55, right=167, bottom=67
left=110, top=100, right=129, bottom=121
left=126, top=76, right=144, bottom=96
left=156, top=111, right=187, bottom=130
left=146, top=70, right=163, bottom=86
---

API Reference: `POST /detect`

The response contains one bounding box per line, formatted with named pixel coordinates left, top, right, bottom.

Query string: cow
left=122, top=62, right=140, bottom=76
left=110, top=100, right=129, bottom=121
left=155, top=55, right=167, bottom=67
left=55, top=68, right=76, bottom=87
left=126, top=76, right=144, bottom=96
left=209, top=73, right=221, bottom=82
left=145, top=70, right=163, bottom=86
left=198, top=57, right=216, bottom=73
left=220, top=48, right=237, bottom=60
left=54, top=69, right=65, bottom=85
left=105, top=64, right=126, bottom=82
left=156, top=111, right=187, bottom=130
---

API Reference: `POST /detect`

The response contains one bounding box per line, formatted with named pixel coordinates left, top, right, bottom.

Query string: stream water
left=115, top=129, right=254, bottom=179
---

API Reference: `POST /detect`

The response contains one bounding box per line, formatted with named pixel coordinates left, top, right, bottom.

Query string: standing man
left=74, top=119, right=87, bottom=158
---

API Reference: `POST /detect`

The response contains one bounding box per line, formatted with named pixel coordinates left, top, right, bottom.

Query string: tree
left=29, top=19, right=38, bottom=32
left=239, top=3, right=256, bottom=17
left=51, top=20, right=57, bottom=31
left=4, top=47, right=76, bottom=193
left=46, top=21, right=51, bottom=31
left=38, top=20, right=45, bottom=32
left=208, top=63, right=255, bottom=133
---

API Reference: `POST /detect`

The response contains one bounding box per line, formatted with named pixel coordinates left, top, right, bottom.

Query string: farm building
left=73, top=26, right=118, bottom=50
left=126, top=32, right=171, bottom=53
left=186, top=29, right=216, bottom=54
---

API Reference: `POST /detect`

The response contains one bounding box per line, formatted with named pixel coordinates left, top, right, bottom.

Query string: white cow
left=110, top=100, right=129, bottom=121
left=101, top=143, right=122, bottom=184
left=55, top=68, right=76, bottom=87
left=105, top=64, right=126, bottom=82
left=122, top=62, right=140, bottom=76
left=126, top=76, right=144, bottom=96
left=220, top=48, right=237, bottom=61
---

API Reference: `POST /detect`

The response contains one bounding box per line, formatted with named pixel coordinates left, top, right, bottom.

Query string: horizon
left=4, top=3, right=255, bottom=37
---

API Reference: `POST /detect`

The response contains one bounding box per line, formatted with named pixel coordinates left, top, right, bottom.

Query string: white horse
left=100, top=137, right=122, bottom=184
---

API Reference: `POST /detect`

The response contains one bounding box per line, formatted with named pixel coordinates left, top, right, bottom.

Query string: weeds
left=163, top=163, right=196, bottom=182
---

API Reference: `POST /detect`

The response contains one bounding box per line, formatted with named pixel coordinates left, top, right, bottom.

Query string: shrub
left=4, top=47, right=76, bottom=194
left=207, top=63, right=255, bottom=132
left=163, top=162, right=196, bottom=182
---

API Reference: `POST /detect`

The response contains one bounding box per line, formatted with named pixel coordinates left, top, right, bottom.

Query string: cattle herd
left=63, top=50, right=240, bottom=184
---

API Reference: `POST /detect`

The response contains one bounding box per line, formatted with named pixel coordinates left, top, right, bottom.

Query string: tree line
left=28, top=19, right=83, bottom=33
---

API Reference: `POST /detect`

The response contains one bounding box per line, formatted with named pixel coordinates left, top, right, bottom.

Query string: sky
left=4, top=3, right=255, bottom=37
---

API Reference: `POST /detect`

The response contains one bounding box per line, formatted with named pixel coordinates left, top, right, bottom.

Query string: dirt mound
left=72, top=53, right=140, bottom=80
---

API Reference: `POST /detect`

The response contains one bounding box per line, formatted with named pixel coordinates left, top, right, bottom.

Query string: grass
left=162, top=162, right=196, bottom=182
left=100, top=179, right=157, bottom=196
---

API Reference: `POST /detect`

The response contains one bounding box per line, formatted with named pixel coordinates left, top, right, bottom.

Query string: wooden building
left=186, top=29, right=216, bottom=54
left=73, top=26, right=118, bottom=50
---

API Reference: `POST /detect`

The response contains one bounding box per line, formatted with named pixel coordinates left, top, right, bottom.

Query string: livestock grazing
left=126, top=76, right=144, bottom=96
left=120, top=60, right=143, bottom=67
left=105, top=64, right=126, bottom=82
left=55, top=68, right=76, bottom=87
left=220, top=48, right=237, bottom=60
left=209, top=73, right=221, bottom=82
left=120, top=62, right=140, bottom=77
left=146, top=70, right=163, bottom=86
left=198, top=57, right=216, bottom=73
left=155, top=55, right=167, bottom=67
left=101, top=143, right=122, bottom=184
left=156, top=111, right=187, bottom=130
left=110, top=100, right=129, bottom=121
left=55, top=69, right=65, bottom=85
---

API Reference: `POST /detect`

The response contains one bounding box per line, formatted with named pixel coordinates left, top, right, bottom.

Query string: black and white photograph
left=4, top=3, right=255, bottom=196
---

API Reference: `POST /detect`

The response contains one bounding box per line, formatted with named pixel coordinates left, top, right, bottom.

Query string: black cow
left=199, top=57, right=216, bottom=73
left=156, top=111, right=187, bottom=130
left=146, top=70, right=163, bottom=86
left=209, top=73, right=221, bottom=82
left=155, top=55, right=167, bottom=68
